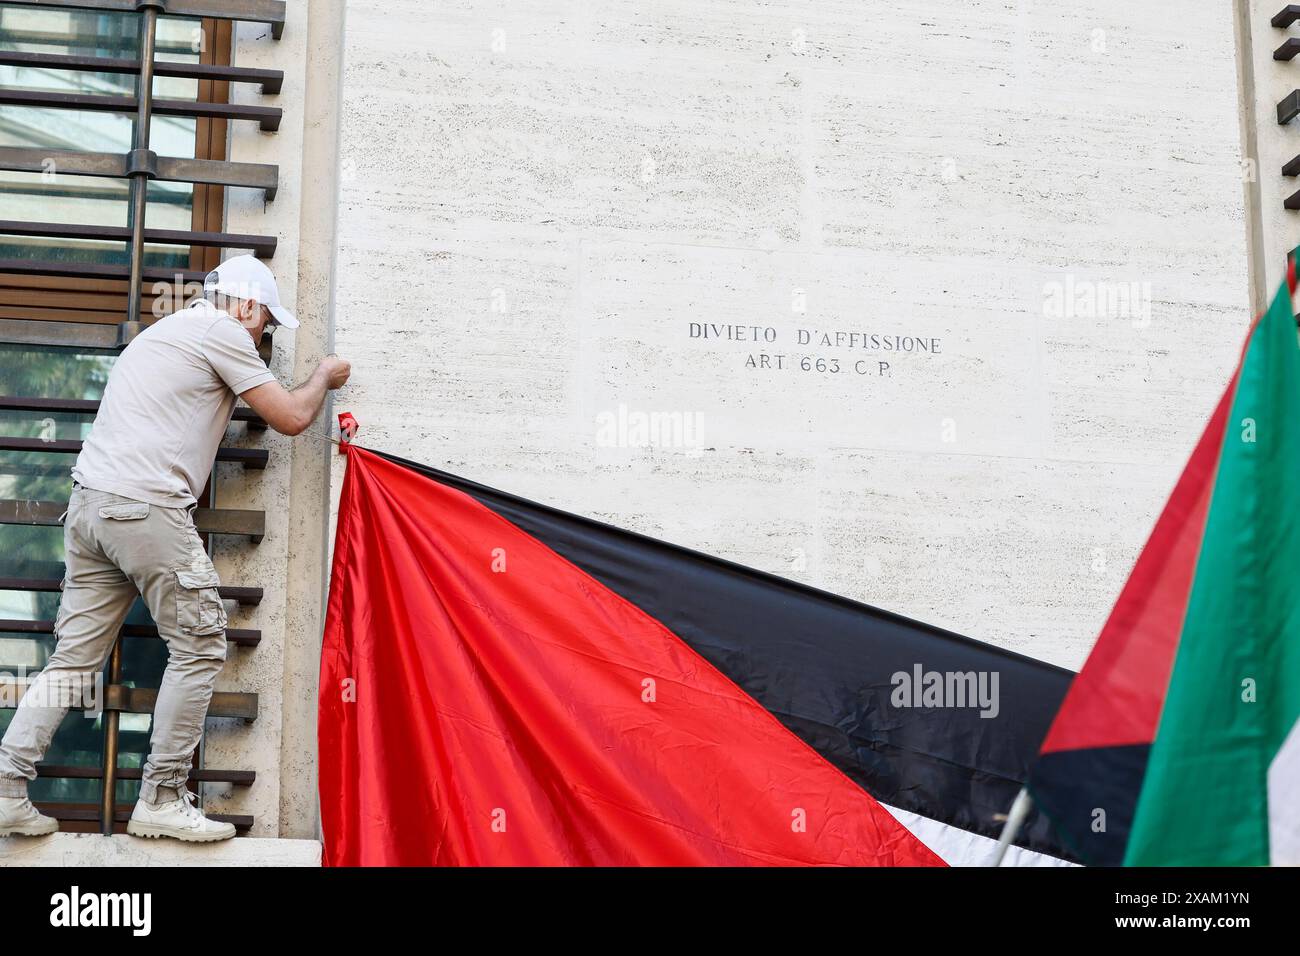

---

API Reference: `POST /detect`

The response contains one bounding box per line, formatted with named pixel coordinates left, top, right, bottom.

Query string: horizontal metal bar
left=39, top=804, right=254, bottom=831
left=0, top=89, right=282, bottom=132
left=159, top=155, right=280, bottom=199
left=0, top=676, right=258, bottom=720
left=214, top=585, right=264, bottom=605
left=0, top=436, right=268, bottom=469
left=1285, top=155, right=1300, bottom=177
left=0, top=618, right=260, bottom=647
left=0, top=145, right=125, bottom=178
left=2, top=0, right=285, bottom=38
left=1, top=30, right=197, bottom=56
left=0, top=499, right=265, bottom=542
left=0, top=258, right=207, bottom=283
left=1276, top=5, right=1300, bottom=28
left=0, top=577, right=262, bottom=606
left=0, top=147, right=278, bottom=199
left=1278, top=37, right=1300, bottom=60
left=117, top=685, right=258, bottom=720
left=1288, top=187, right=1300, bottom=211
left=0, top=50, right=283, bottom=94
left=0, top=395, right=266, bottom=429
left=0, top=220, right=276, bottom=258
left=35, top=763, right=256, bottom=786
left=1280, top=89, right=1300, bottom=125
left=0, top=318, right=141, bottom=350
left=0, top=320, right=276, bottom=367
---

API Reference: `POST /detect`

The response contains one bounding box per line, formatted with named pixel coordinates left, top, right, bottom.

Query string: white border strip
left=883, top=804, right=1077, bottom=868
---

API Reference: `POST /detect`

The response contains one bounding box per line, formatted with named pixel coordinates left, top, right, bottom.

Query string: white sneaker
left=0, top=795, right=59, bottom=836
left=126, top=789, right=235, bottom=843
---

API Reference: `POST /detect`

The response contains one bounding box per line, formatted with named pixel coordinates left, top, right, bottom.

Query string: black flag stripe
left=375, top=450, right=1077, bottom=861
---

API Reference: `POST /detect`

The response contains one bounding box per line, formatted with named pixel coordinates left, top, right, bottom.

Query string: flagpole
left=990, top=788, right=1033, bottom=866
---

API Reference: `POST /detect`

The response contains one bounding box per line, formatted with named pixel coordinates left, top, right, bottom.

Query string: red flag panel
left=1038, top=371, right=1236, bottom=755
left=318, top=447, right=943, bottom=867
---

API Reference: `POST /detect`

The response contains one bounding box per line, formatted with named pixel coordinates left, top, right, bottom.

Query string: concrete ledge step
left=0, top=832, right=320, bottom=867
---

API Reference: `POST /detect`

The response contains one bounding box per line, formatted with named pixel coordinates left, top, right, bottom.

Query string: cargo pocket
left=52, top=576, right=69, bottom=635
left=99, top=502, right=150, bottom=521
left=174, top=566, right=227, bottom=636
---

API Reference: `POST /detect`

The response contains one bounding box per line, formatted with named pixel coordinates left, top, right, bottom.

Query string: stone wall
left=330, top=0, right=1251, bottom=672
left=0, top=833, right=318, bottom=866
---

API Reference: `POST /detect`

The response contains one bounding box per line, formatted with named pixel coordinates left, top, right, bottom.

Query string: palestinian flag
left=318, top=445, right=1075, bottom=866
left=1028, top=269, right=1300, bottom=866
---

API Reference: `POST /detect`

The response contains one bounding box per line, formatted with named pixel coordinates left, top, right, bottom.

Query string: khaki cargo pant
left=0, top=484, right=228, bottom=805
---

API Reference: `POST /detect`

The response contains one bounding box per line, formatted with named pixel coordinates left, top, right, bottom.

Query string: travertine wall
left=330, top=0, right=1252, bottom=674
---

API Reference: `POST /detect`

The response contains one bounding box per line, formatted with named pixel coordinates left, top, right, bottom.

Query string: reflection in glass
left=0, top=5, right=203, bottom=267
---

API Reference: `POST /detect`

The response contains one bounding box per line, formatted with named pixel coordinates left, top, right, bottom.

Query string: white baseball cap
left=204, top=254, right=298, bottom=329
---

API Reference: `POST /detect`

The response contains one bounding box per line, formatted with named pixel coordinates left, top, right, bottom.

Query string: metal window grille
left=0, top=0, right=285, bottom=835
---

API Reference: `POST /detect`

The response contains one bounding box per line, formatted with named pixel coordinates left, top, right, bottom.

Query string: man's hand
left=240, top=354, right=353, bottom=436
left=321, top=355, right=351, bottom=390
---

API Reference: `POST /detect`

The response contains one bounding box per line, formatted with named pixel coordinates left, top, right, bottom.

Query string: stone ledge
left=0, top=833, right=320, bottom=866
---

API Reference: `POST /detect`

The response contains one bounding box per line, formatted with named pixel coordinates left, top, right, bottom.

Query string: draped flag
left=1028, top=269, right=1300, bottom=866
left=318, top=445, right=1075, bottom=866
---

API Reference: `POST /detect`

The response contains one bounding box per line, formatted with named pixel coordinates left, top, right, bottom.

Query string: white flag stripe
left=1267, top=717, right=1300, bottom=865
left=882, top=803, right=1076, bottom=868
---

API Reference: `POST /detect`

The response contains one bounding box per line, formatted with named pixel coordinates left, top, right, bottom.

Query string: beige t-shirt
left=72, top=300, right=276, bottom=508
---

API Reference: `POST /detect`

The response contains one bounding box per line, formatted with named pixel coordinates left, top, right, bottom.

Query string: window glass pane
left=0, top=4, right=205, bottom=266
left=0, top=7, right=207, bottom=136
left=0, top=173, right=192, bottom=269
left=0, top=3, right=210, bottom=309
left=0, top=169, right=127, bottom=228
left=154, top=17, right=202, bottom=102
left=0, top=5, right=205, bottom=79
left=0, top=5, right=137, bottom=158
left=0, top=7, right=138, bottom=57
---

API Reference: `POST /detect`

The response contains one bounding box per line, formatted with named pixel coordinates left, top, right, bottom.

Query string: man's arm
left=241, top=356, right=351, bottom=436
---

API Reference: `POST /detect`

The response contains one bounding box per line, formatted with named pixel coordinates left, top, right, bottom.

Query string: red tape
left=338, top=412, right=358, bottom=453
